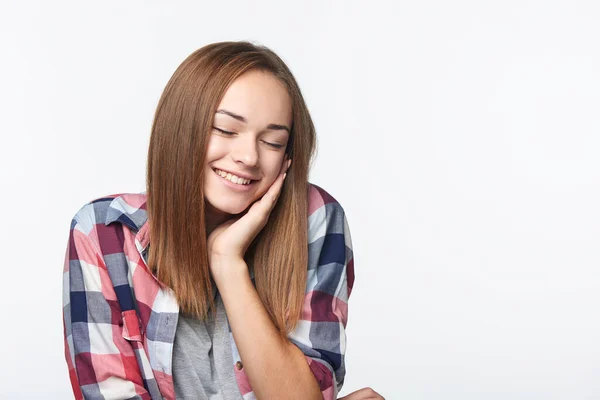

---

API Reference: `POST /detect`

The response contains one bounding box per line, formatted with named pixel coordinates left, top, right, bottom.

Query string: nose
left=230, top=133, right=259, bottom=167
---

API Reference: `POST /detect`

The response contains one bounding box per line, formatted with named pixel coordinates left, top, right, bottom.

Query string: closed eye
left=212, top=127, right=235, bottom=136
left=261, top=140, right=284, bottom=149
left=213, top=127, right=284, bottom=149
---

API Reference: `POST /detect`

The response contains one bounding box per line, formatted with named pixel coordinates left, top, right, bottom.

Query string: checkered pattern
left=63, top=183, right=354, bottom=399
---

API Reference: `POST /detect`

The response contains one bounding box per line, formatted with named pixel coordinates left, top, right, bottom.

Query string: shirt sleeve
left=287, top=189, right=355, bottom=400
left=62, top=216, right=151, bottom=400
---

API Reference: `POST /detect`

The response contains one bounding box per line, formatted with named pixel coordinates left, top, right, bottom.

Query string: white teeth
left=214, top=169, right=252, bottom=185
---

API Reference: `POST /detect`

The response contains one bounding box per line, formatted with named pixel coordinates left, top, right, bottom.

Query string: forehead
left=216, top=70, right=292, bottom=127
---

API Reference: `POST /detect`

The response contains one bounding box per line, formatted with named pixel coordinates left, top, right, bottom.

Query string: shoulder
left=308, top=183, right=346, bottom=217
left=70, top=192, right=148, bottom=234
left=307, top=183, right=350, bottom=244
left=305, top=184, right=355, bottom=299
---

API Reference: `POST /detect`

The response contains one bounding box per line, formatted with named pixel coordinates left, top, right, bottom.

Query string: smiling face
left=203, top=69, right=292, bottom=224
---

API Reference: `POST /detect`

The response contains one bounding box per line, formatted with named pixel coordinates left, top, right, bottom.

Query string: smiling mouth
left=212, top=168, right=258, bottom=186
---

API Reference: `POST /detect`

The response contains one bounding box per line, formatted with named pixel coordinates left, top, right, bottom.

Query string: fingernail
left=283, top=173, right=287, bottom=180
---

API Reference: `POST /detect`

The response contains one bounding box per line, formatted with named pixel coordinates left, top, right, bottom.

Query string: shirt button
left=236, top=361, right=243, bottom=370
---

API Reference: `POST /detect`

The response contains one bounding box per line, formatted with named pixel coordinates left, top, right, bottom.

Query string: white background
left=1, top=1, right=599, bottom=399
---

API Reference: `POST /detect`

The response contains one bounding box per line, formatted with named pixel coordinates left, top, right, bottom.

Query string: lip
left=212, top=168, right=257, bottom=192
left=212, top=167, right=260, bottom=181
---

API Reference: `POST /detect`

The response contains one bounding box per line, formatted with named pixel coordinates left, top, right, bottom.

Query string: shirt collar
left=105, top=192, right=150, bottom=247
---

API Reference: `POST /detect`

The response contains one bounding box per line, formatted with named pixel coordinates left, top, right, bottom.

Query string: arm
left=62, top=216, right=150, bottom=400
left=212, top=199, right=354, bottom=400
left=288, top=199, right=355, bottom=400
left=214, top=263, right=323, bottom=399
left=206, top=167, right=353, bottom=398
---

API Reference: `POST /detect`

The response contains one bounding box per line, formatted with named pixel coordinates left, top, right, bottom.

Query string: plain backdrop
left=1, top=1, right=599, bottom=399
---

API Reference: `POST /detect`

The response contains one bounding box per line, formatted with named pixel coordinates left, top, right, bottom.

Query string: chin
left=205, top=196, right=252, bottom=216
left=218, top=202, right=249, bottom=215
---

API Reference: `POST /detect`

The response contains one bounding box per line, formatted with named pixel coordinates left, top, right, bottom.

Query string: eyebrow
left=216, top=109, right=291, bottom=134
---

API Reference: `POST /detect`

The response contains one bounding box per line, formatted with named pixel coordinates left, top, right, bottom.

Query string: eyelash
left=212, top=127, right=284, bottom=149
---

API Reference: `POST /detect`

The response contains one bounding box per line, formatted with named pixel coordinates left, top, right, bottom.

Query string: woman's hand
left=338, top=387, right=386, bottom=400
left=207, top=156, right=291, bottom=282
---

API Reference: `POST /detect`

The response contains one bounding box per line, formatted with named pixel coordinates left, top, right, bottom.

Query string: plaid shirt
left=63, top=183, right=355, bottom=400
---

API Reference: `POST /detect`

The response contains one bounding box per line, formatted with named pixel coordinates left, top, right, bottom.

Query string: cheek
left=205, top=136, right=226, bottom=160
left=251, top=157, right=283, bottom=196
left=262, top=156, right=284, bottom=180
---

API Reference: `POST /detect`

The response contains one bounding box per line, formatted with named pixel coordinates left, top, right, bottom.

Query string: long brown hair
left=146, top=41, right=316, bottom=336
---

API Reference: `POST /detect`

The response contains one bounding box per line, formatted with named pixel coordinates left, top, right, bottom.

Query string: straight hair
left=146, top=41, right=317, bottom=336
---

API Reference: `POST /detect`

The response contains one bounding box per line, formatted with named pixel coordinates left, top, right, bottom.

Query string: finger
left=266, top=157, right=291, bottom=202
left=265, top=172, right=286, bottom=207
left=245, top=173, right=283, bottom=221
left=251, top=157, right=291, bottom=221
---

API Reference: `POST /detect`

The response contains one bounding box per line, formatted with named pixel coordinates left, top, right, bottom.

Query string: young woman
left=62, top=41, right=384, bottom=400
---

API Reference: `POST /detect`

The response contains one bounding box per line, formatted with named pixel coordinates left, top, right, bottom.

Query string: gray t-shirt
left=172, top=280, right=243, bottom=400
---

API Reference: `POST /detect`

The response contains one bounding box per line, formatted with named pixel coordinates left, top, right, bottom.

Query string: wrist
left=210, top=256, right=249, bottom=287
